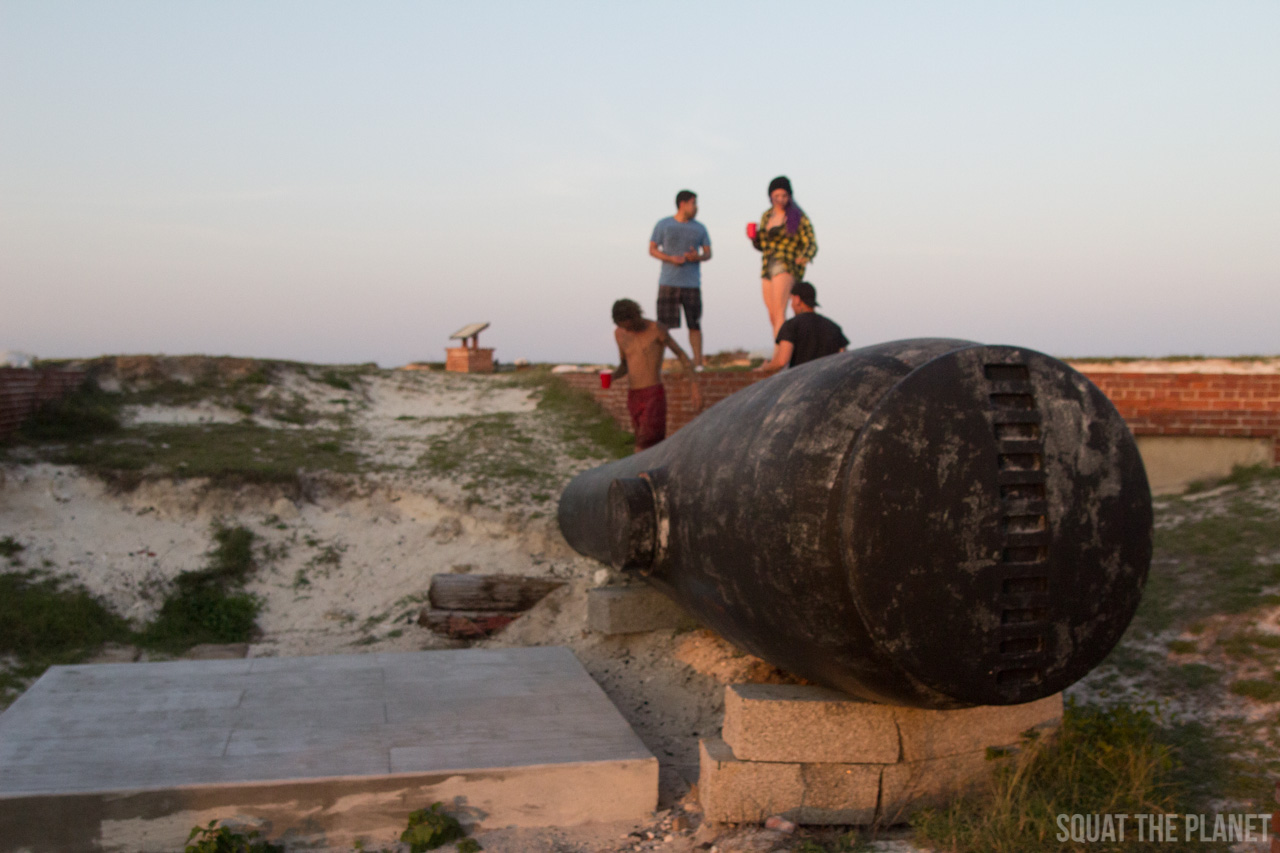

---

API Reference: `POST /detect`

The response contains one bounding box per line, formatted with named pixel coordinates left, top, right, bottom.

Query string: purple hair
left=785, top=200, right=804, bottom=235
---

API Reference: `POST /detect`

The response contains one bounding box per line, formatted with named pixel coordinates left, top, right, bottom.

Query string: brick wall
left=1083, top=372, right=1280, bottom=464
left=561, top=367, right=1280, bottom=464
left=561, top=370, right=775, bottom=435
left=0, top=368, right=87, bottom=440
left=445, top=347, right=495, bottom=374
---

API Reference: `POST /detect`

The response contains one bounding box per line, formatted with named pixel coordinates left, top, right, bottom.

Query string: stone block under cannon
left=558, top=338, right=1151, bottom=710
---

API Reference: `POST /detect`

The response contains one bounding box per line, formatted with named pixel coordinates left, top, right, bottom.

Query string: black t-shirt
left=776, top=312, right=849, bottom=368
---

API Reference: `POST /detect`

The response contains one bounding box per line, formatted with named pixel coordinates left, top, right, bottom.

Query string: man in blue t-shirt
left=650, top=189, right=712, bottom=368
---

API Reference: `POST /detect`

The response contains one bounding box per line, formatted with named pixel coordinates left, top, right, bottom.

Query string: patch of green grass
left=319, top=370, right=353, bottom=391
left=1166, top=639, right=1198, bottom=654
left=1160, top=663, right=1220, bottom=692
left=1219, top=631, right=1280, bottom=659
left=418, top=412, right=560, bottom=495
left=910, top=702, right=1235, bottom=852
left=0, top=569, right=133, bottom=705
left=1217, top=463, right=1280, bottom=489
left=1229, top=679, right=1280, bottom=702
left=540, top=378, right=635, bottom=458
left=1133, top=500, right=1280, bottom=635
left=0, top=571, right=131, bottom=662
left=263, top=393, right=313, bottom=425
left=18, top=384, right=121, bottom=440
left=39, top=422, right=360, bottom=488
left=504, top=370, right=633, bottom=459
left=137, top=525, right=263, bottom=653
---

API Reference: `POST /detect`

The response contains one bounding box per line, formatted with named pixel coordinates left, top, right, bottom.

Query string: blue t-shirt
left=651, top=216, right=711, bottom=289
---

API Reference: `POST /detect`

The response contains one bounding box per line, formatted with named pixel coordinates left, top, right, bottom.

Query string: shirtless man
left=611, top=298, right=703, bottom=451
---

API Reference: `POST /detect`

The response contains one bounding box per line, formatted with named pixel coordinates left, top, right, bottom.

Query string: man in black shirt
left=757, top=281, right=849, bottom=371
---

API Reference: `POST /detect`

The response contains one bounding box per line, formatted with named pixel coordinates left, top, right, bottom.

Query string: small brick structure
left=445, top=347, right=495, bottom=374
left=560, top=364, right=1280, bottom=466
left=445, top=322, right=495, bottom=374
left=700, top=684, right=1063, bottom=825
left=0, top=367, right=86, bottom=440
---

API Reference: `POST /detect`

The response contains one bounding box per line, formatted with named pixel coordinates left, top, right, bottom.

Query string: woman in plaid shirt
left=750, top=175, right=818, bottom=337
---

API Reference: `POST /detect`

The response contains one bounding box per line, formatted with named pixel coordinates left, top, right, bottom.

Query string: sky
left=2, top=1, right=1278, bottom=367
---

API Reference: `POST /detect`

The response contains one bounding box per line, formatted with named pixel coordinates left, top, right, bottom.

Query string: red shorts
left=627, top=384, right=667, bottom=450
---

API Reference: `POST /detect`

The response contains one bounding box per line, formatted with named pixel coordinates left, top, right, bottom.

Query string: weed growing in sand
left=0, top=570, right=132, bottom=704
left=910, top=702, right=1233, bottom=853
left=185, top=820, right=282, bottom=853
left=0, top=536, right=23, bottom=565
left=399, top=803, right=467, bottom=852
left=138, top=524, right=264, bottom=653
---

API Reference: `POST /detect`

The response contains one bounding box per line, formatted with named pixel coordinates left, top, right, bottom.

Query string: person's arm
left=661, top=328, right=704, bottom=410
left=613, top=339, right=629, bottom=381
left=695, top=225, right=712, bottom=262
left=757, top=340, right=795, bottom=371
left=649, top=241, right=686, bottom=265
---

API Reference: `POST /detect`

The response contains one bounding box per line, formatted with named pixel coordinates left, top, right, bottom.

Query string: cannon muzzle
left=558, top=339, right=1151, bottom=709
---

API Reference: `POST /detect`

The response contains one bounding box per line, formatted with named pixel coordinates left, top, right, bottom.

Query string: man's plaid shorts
left=656, top=285, right=702, bottom=331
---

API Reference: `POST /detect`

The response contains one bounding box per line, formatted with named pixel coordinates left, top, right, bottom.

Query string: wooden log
left=418, top=609, right=519, bottom=639
left=428, top=574, right=565, bottom=612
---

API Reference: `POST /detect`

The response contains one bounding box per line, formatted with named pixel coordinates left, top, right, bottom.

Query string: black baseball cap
left=792, top=281, right=819, bottom=307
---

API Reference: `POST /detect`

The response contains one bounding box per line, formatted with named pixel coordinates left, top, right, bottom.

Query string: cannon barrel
left=558, top=339, right=1151, bottom=709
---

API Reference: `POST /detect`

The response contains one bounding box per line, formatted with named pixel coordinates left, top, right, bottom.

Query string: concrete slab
left=0, top=646, right=657, bottom=852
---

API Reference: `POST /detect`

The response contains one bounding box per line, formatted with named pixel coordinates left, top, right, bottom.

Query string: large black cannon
left=559, top=339, right=1151, bottom=709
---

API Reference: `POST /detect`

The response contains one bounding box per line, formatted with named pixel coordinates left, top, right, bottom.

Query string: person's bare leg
left=763, top=273, right=795, bottom=338
left=690, top=330, right=703, bottom=367
left=761, top=278, right=777, bottom=337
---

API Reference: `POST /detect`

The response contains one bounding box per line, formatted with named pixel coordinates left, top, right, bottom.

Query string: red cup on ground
left=600, top=371, right=612, bottom=389
left=747, top=222, right=758, bottom=239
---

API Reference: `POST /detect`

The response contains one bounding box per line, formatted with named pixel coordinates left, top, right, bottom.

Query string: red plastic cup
left=600, top=371, right=612, bottom=389
left=747, top=222, right=758, bottom=239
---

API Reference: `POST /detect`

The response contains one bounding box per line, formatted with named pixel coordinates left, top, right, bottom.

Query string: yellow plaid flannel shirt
left=757, top=210, right=817, bottom=279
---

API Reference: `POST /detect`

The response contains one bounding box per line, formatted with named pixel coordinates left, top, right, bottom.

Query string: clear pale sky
left=3, top=2, right=1277, bottom=366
